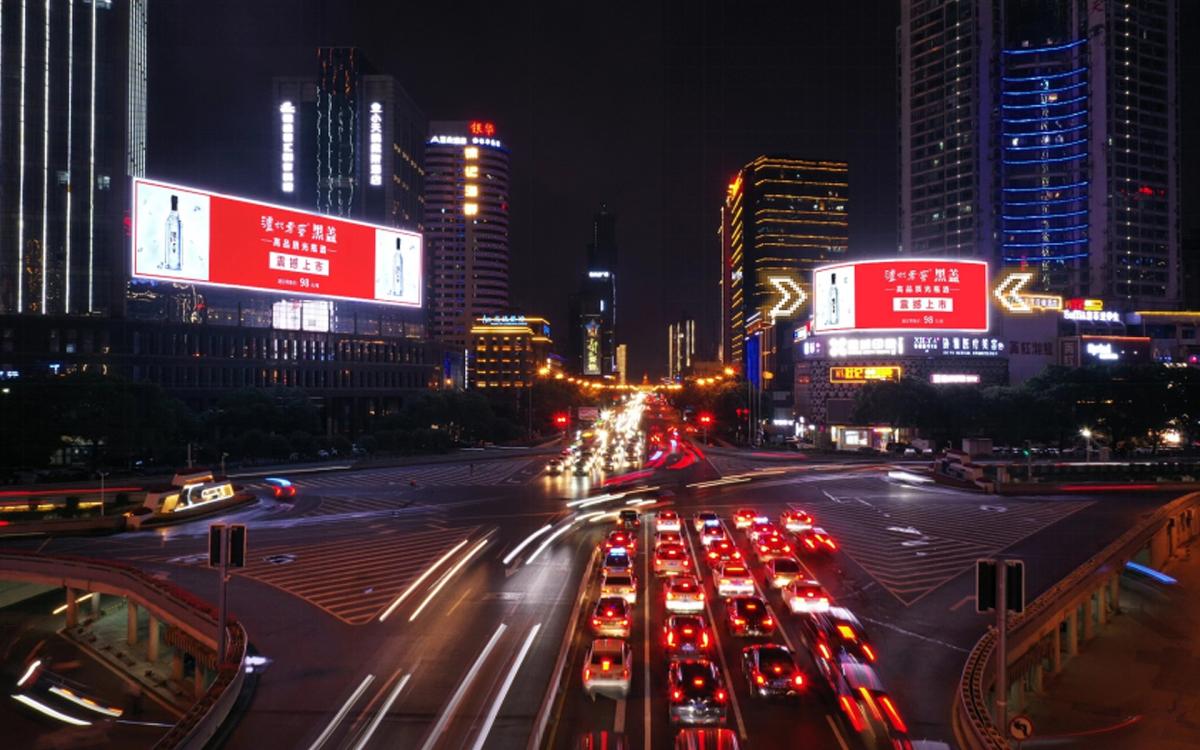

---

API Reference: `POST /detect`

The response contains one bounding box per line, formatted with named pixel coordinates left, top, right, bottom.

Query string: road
left=0, top=435, right=1180, bottom=749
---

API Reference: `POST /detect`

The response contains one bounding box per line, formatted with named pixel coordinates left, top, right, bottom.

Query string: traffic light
left=228, top=524, right=247, bottom=568
left=698, top=412, right=713, bottom=426
left=553, top=413, right=569, bottom=428
left=735, top=408, right=749, bottom=419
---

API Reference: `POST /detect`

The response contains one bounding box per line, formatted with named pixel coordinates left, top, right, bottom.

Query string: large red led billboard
left=131, top=178, right=422, bottom=307
left=812, top=259, right=989, bottom=333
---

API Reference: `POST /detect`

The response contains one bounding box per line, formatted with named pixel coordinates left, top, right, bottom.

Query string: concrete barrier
left=953, top=492, right=1200, bottom=749
left=0, top=552, right=248, bottom=750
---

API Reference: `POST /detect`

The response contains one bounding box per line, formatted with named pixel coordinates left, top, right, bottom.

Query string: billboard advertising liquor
left=812, top=259, right=988, bottom=333
left=132, top=178, right=422, bottom=307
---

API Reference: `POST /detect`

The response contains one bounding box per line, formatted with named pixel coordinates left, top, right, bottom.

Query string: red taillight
left=697, top=592, right=705, bottom=600
left=683, top=559, right=690, bottom=567
left=782, top=545, right=791, bottom=553
left=772, top=665, right=782, bottom=675
left=754, top=673, right=765, bottom=686
left=804, top=538, right=816, bottom=549
left=731, top=617, right=745, bottom=626
left=601, top=659, right=611, bottom=671
left=818, top=643, right=832, bottom=660
left=682, top=627, right=693, bottom=635
left=667, top=631, right=675, bottom=647
left=733, top=551, right=742, bottom=559
left=715, top=689, right=727, bottom=703
left=273, top=487, right=282, bottom=498
left=863, top=644, right=877, bottom=661
left=693, top=677, right=705, bottom=687
left=622, top=668, right=629, bottom=679
left=671, top=688, right=683, bottom=701
left=621, top=618, right=629, bottom=627
left=841, top=695, right=866, bottom=732
left=879, top=696, right=908, bottom=733
left=591, top=618, right=601, bottom=626
left=792, top=673, right=805, bottom=688
left=701, top=631, right=710, bottom=648
left=762, top=617, right=774, bottom=628
left=759, top=545, right=768, bottom=552
left=584, top=668, right=592, bottom=681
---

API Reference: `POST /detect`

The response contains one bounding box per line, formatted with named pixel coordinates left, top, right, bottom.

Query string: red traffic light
left=553, top=413, right=569, bottom=427
left=698, top=413, right=713, bottom=425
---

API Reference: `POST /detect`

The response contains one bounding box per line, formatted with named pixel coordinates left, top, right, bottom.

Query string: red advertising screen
left=812, top=259, right=988, bottom=333
left=131, top=178, right=422, bottom=307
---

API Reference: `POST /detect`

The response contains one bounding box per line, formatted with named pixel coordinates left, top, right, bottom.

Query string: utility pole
left=97, top=471, right=109, bottom=517
left=996, top=560, right=1008, bottom=730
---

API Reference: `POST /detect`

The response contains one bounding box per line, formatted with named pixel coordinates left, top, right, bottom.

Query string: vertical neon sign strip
left=40, top=0, right=50, bottom=313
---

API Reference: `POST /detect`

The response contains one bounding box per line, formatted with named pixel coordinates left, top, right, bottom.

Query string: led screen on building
left=131, top=178, right=422, bottom=307
left=812, top=259, right=988, bottom=333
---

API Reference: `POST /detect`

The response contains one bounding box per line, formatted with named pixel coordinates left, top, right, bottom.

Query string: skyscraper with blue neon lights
left=899, top=0, right=1181, bottom=308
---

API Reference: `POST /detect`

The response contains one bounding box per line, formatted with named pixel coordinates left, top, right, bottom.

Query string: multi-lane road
left=0, top=433, right=1179, bottom=749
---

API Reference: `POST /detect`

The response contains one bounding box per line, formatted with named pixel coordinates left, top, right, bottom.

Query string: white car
left=713, top=562, right=755, bottom=597
left=764, top=557, right=804, bottom=589
left=583, top=638, right=631, bottom=700
left=656, top=510, right=682, bottom=533
left=665, top=575, right=706, bottom=613
left=783, top=578, right=832, bottom=614
left=600, top=571, right=638, bottom=604
left=699, top=523, right=726, bottom=547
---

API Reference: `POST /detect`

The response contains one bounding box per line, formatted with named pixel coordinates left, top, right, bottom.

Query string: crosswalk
left=269, top=458, right=543, bottom=491
left=799, top=497, right=1093, bottom=605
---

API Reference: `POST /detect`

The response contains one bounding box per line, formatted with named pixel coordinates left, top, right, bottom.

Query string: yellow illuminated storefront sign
left=829, top=366, right=902, bottom=384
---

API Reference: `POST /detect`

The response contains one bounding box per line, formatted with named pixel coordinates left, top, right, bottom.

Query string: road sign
left=767, top=275, right=808, bottom=323
left=208, top=524, right=226, bottom=567
left=976, top=560, right=997, bottom=612
left=976, top=559, right=1025, bottom=613
left=1006, top=559, right=1025, bottom=614
left=228, top=524, right=247, bottom=568
left=1009, top=714, right=1034, bottom=740
left=993, top=271, right=1064, bottom=314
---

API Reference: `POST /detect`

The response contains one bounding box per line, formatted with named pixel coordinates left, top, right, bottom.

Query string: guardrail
left=954, top=492, right=1200, bottom=749
left=0, top=551, right=247, bottom=749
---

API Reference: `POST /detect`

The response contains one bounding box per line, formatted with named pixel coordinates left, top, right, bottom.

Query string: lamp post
left=1080, top=428, right=1093, bottom=462
left=96, top=471, right=109, bottom=517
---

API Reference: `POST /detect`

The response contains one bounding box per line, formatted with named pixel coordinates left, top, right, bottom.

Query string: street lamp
left=1080, top=428, right=1093, bottom=462
left=96, top=471, right=110, bottom=517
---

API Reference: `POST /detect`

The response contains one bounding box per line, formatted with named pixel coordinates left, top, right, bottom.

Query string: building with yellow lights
left=468, top=315, right=554, bottom=389
left=425, top=121, right=510, bottom=351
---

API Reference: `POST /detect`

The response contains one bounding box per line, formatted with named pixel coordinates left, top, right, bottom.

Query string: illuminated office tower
left=898, top=0, right=1180, bottom=306
left=424, top=120, right=510, bottom=350
left=0, top=0, right=148, bottom=315
left=667, top=318, right=695, bottom=380
left=719, top=156, right=849, bottom=371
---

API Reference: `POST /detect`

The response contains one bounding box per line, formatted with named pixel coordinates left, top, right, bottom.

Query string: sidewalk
left=1023, top=540, right=1200, bottom=749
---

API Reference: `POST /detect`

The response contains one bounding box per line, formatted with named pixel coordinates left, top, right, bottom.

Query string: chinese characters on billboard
left=131, top=178, right=422, bottom=307
left=813, top=259, right=988, bottom=333
left=583, top=319, right=601, bottom=376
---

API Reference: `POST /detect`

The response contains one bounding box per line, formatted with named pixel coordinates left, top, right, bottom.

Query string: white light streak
left=16, top=660, right=41, bottom=688
left=63, top=0, right=74, bottom=313
left=12, top=693, right=91, bottom=726
left=87, top=0, right=96, bottom=311
left=52, top=592, right=94, bottom=615
left=306, top=674, right=374, bottom=750
left=378, top=538, right=468, bottom=622
left=48, top=686, right=123, bottom=717
left=502, top=524, right=553, bottom=566
left=350, top=673, right=409, bottom=750
left=40, top=0, right=49, bottom=313
left=17, top=0, right=27, bottom=311
left=419, top=625, right=506, bottom=750
left=408, top=537, right=490, bottom=622
left=526, top=521, right=576, bottom=564
left=469, top=623, right=541, bottom=750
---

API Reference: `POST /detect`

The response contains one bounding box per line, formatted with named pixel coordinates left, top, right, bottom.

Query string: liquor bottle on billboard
left=827, top=272, right=840, bottom=326
left=390, top=238, right=404, bottom=297
left=162, top=195, right=182, bottom=271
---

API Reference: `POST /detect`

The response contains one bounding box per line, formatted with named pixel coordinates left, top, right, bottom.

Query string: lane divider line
left=307, top=673, right=375, bottom=750
left=470, top=622, right=542, bottom=750
left=420, top=624, right=508, bottom=750
left=378, top=538, right=470, bottom=622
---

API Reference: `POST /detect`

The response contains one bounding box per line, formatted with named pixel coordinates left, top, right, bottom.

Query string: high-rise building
left=898, top=0, right=1181, bottom=307
left=667, top=318, right=695, bottom=380
left=616, top=343, right=628, bottom=385
left=272, top=49, right=426, bottom=230
left=468, top=314, right=552, bottom=390
left=0, top=0, right=148, bottom=316
left=424, top=120, right=510, bottom=351
left=569, top=205, right=619, bottom=376
left=720, top=157, right=849, bottom=371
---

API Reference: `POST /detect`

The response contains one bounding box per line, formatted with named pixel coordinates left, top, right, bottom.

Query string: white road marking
left=614, top=698, right=627, bottom=734
left=420, top=625, right=507, bottom=750
left=856, top=615, right=970, bottom=653
left=350, top=673, right=410, bottom=750
left=470, top=622, right=542, bottom=750
left=307, top=673, right=375, bottom=750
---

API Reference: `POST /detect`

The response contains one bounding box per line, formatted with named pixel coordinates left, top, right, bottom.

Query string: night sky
left=150, top=1, right=1199, bottom=379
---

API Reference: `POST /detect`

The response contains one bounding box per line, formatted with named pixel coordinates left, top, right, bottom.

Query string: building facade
left=424, top=120, right=510, bottom=352
left=667, top=317, right=695, bottom=380
left=569, top=205, right=619, bottom=376
left=720, top=156, right=850, bottom=374
left=468, top=314, right=552, bottom=390
left=898, top=0, right=1181, bottom=307
left=0, top=0, right=148, bottom=316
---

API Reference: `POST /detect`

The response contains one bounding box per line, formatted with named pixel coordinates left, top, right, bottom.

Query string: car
left=797, top=526, right=838, bottom=554
left=591, top=597, right=632, bottom=637
left=693, top=512, right=720, bottom=532
left=802, top=606, right=877, bottom=664
left=656, top=530, right=684, bottom=548
left=263, top=477, right=296, bottom=500
left=574, top=462, right=591, bottom=476
left=618, top=510, right=642, bottom=530
left=732, top=509, right=758, bottom=529
left=699, top=523, right=727, bottom=547
left=654, top=543, right=692, bottom=576
left=664, top=614, right=713, bottom=658
left=600, top=572, right=638, bottom=604
left=602, top=550, right=633, bottom=577
left=747, top=518, right=777, bottom=543
left=546, top=460, right=564, bottom=476
left=782, top=578, right=832, bottom=614
left=665, top=575, right=706, bottom=613
left=713, top=562, right=755, bottom=597
left=741, top=644, right=806, bottom=698
left=780, top=509, right=813, bottom=533
left=583, top=638, right=632, bottom=700
left=667, top=659, right=728, bottom=726
left=763, top=557, right=804, bottom=589
left=725, top=596, right=776, bottom=637
left=657, top=510, right=682, bottom=533
left=673, top=728, right=740, bottom=750
left=831, top=660, right=911, bottom=746
left=755, top=533, right=793, bottom=561
left=603, top=530, right=638, bottom=555
left=704, top=539, right=742, bottom=567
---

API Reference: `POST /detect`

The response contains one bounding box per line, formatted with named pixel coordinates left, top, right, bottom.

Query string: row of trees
left=0, top=373, right=601, bottom=477
left=851, top=364, right=1200, bottom=452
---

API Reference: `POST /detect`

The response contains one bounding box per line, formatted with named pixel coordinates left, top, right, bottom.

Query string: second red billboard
left=812, top=259, right=989, bottom=333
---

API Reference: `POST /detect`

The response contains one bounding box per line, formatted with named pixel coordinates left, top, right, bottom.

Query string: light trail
left=502, top=524, right=553, bottom=565
left=47, top=686, right=123, bottom=717
left=419, top=625, right=507, bottom=750
left=350, top=673, right=410, bottom=750
left=16, top=660, right=40, bottom=688
left=11, top=693, right=90, bottom=726
left=408, top=537, right=490, bottom=622
left=52, top=592, right=94, bottom=615
left=378, top=538, right=469, bottom=622
left=526, top=520, right=577, bottom=564
left=307, top=674, right=375, bottom=750
left=469, top=623, right=541, bottom=750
